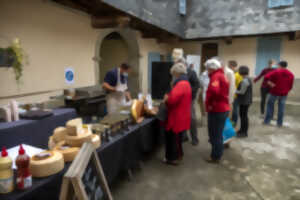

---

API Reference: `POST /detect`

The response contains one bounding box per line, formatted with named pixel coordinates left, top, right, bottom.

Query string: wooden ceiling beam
left=91, top=15, right=131, bottom=29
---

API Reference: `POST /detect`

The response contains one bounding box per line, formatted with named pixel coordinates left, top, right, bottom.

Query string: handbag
left=223, top=118, right=236, bottom=144
left=156, top=102, right=168, bottom=122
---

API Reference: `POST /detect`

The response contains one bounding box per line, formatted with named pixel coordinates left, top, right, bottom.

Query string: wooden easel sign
left=60, top=142, right=113, bottom=200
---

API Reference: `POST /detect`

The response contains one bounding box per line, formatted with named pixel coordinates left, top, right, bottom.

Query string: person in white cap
left=205, top=58, right=230, bottom=164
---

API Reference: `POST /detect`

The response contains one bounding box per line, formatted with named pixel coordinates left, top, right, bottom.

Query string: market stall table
left=0, top=117, right=159, bottom=200
left=0, top=108, right=77, bottom=149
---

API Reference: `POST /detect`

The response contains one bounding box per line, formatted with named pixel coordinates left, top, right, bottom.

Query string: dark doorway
left=200, top=43, right=218, bottom=72
left=151, top=62, right=173, bottom=99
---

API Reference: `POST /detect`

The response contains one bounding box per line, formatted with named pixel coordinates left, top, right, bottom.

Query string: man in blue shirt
left=102, top=63, right=132, bottom=114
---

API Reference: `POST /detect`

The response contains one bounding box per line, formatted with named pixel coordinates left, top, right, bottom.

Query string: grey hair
left=170, top=62, right=187, bottom=75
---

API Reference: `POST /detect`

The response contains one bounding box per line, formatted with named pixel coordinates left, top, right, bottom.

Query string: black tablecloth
left=0, top=118, right=160, bottom=200
left=0, top=108, right=77, bottom=149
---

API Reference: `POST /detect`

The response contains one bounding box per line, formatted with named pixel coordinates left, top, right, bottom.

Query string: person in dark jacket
left=264, top=61, right=294, bottom=127
left=187, top=63, right=201, bottom=145
left=163, top=62, right=192, bottom=165
left=254, top=59, right=276, bottom=118
left=205, top=58, right=230, bottom=164
left=236, top=66, right=252, bottom=138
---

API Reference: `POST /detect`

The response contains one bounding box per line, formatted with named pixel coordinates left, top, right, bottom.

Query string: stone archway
left=94, top=28, right=140, bottom=96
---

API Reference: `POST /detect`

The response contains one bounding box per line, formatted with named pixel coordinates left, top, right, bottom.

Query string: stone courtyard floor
left=111, top=111, right=300, bottom=200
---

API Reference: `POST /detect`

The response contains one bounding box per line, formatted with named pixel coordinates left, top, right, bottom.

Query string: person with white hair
left=163, top=62, right=192, bottom=165
left=212, top=57, right=236, bottom=105
left=174, top=57, right=200, bottom=145
left=205, top=58, right=230, bottom=164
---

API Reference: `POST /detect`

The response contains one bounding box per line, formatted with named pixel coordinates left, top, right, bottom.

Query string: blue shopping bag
left=223, top=118, right=236, bottom=144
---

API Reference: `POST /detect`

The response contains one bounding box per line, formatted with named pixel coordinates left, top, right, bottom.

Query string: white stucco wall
left=0, top=0, right=169, bottom=105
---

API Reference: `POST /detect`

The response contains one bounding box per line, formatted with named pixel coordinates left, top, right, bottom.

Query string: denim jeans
left=260, top=87, right=269, bottom=115
left=264, top=94, right=287, bottom=127
left=208, top=112, right=229, bottom=160
left=231, top=98, right=239, bottom=126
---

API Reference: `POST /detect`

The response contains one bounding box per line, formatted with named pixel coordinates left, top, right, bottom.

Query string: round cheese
left=91, top=134, right=101, bottom=149
left=48, top=136, right=56, bottom=150
left=30, top=150, right=64, bottom=178
left=66, top=118, right=84, bottom=136
left=65, top=128, right=92, bottom=147
left=53, top=127, right=68, bottom=143
left=131, top=99, right=144, bottom=123
left=54, top=141, right=80, bottom=162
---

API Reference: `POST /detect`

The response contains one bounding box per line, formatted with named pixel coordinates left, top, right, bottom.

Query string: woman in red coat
left=205, top=58, right=230, bottom=164
left=163, top=62, right=192, bottom=165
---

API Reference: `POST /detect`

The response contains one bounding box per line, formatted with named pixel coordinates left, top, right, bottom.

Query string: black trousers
left=239, top=105, right=249, bottom=135
left=208, top=112, right=228, bottom=160
left=260, top=87, right=269, bottom=115
left=165, top=130, right=183, bottom=161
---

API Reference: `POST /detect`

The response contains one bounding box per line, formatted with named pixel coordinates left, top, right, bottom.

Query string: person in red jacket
left=254, top=59, right=276, bottom=118
left=163, top=62, right=192, bottom=165
left=205, top=58, right=230, bottom=164
left=264, top=61, right=294, bottom=127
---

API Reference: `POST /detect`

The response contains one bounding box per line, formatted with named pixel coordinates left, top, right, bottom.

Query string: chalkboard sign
left=60, top=142, right=113, bottom=200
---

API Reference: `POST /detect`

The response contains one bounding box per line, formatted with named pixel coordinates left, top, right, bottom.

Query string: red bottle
left=16, top=145, right=32, bottom=190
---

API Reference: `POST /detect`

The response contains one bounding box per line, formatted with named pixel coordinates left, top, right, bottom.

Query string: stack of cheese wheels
left=65, top=118, right=92, bottom=147
left=30, top=150, right=64, bottom=178
left=91, top=134, right=101, bottom=149
left=131, top=99, right=144, bottom=123
left=48, top=136, right=56, bottom=150
left=54, top=141, right=80, bottom=162
left=66, top=118, right=84, bottom=136
left=48, top=127, right=68, bottom=150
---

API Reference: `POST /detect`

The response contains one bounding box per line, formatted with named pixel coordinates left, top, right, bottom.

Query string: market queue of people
left=102, top=57, right=294, bottom=166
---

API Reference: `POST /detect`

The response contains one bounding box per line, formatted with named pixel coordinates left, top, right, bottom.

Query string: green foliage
left=1, top=38, right=25, bottom=83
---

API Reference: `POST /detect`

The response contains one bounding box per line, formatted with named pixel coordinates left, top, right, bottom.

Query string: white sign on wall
left=65, top=67, right=75, bottom=85
left=187, top=55, right=201, bottom=76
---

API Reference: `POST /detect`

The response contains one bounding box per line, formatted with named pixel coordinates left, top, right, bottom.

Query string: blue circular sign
left=65, top=68, right=74, bottom=84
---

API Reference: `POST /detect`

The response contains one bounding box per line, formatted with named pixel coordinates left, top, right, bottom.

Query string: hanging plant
left=0, top=38, right=25, bottom=83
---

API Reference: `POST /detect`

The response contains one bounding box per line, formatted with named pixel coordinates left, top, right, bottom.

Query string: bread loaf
left=53, top=127, right=68, bottom=143
left=66, top=118, right=84, bottom=136
left=91, top=134, right=101, bottom=149
left=30, top=150, right=64, bottom=178
left=65, top=128, right=92, bottom=147
left=54, top=141, right=80, bottom=162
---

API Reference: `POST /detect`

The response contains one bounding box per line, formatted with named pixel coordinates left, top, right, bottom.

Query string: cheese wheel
left=48, top=136, right=57, bottom=150
left=53, top=127, right=68, bottom=143
left=65, top=128, right=92, bottom=147
left=66, top=118, right=84, bottom=136
left=30, top=151, right=64, bottom=178
left=91, top=134, right=101, bottom=149
left=131, top=99, right=144, bottom=122
left=54, top=141, right=80, bottom=162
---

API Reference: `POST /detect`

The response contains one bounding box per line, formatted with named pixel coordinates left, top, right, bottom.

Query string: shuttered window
left=268, top=0, right=294, bottom=8
left=179, top=0, right=186, bottom=15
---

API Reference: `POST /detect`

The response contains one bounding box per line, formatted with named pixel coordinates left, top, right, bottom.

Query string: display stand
left=60, top=142, right=113, bottom=200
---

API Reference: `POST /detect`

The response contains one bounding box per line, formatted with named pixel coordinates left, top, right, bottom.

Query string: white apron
left=106, top=68, right=128, bottom=114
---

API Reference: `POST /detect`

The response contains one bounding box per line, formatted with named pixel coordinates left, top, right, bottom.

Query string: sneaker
left=237, top=132, right=248, bottom=138
left=224, top=143, right=230, bottom=149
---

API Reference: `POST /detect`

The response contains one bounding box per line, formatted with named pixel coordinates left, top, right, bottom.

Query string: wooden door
left=200, top=43, right=218, bottom=72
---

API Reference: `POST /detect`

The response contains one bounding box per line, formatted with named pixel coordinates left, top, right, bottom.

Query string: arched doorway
left=95, top=29, right=140, bottom=97
left=99, top=32, right=129, bottom=83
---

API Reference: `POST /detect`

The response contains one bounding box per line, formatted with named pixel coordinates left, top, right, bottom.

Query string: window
left=268, top=0, right=294, bottom=8
left=179, top=0, right=186, bottom=15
